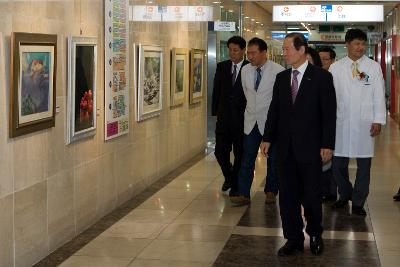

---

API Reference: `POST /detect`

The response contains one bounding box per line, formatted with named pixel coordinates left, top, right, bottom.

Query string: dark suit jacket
left=212, top=59, right=249, bottom=134
left=263, top=63, right=336, bottom=163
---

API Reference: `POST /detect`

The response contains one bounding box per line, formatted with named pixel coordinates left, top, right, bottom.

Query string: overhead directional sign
left=273, top=5, right=383, bottom=22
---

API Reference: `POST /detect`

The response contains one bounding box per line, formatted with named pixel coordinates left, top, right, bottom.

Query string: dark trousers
left=322, top=167, right=337, bottom=199
left=332, top=156, right=372, bottom=207
left=238, top=124, right=278, bottom=197
left=214, top=124, right=243, bottom=194
left=278, top=144, right=323, bottom=242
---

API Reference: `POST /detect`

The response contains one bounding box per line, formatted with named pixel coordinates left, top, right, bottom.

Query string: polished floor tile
left=121, top=209, right=181, bottom=224
left=60, top=256, right=132, bottom=267
left=74, top=236, right=151, bottom=258
left=128, top=259, right=211, bottom=267
left=137, top=239, right=226, bottom=263
left=137, top=197, right=193, bottom=212
left=100, top=221, right=167, bottom=239
left=173, top=210, right=243, bottom=226
left=157, top=224, right=233, bottom=242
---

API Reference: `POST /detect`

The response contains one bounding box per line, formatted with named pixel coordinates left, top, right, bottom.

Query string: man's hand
left=370, top=123, right=382, bottom=137
left=260, top=142, right=271, bottom=157
left=320, top=148, right=333, bottom=163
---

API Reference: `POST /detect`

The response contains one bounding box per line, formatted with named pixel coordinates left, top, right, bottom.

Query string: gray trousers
left=332, top=156, right=372, bottom=207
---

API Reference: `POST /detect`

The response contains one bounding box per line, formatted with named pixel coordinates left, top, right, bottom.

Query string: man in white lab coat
left=329, top=29, right=386, bottom=216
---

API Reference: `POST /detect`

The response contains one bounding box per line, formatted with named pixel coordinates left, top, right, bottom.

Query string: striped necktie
left=232, top=64, right=237, bottom=85
left=255, top=68, right=261, bottom=91
left=291, top=70, right=300, bottom=103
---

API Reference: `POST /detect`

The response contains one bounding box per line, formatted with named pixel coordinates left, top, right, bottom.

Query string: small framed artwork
left=189, top=49, right=205, bottom=104
left=136, top=44, right=163, bottom=121
left=170, top=48, right=188, bottom=107
left=66, top=36, right=98, bottom=144
left=10, top=32, right=57, bottom=138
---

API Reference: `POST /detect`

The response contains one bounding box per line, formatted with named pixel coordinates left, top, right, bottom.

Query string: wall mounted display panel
left=9, top=32, right=57, bottom=138
left=189, top=49, right=205, bottom=104
left=170, top=48, right=188, bottom=107
left=66, top=37, right=98, bottom=144
left=104, top=0, right=129, bottom=140
left=136, top=44, right=163, bottom=121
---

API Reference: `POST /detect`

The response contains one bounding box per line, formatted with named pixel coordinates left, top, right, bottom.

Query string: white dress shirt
left=329, top=55, right=386, bottom=157
left=241, top=60, right=285, bottom=135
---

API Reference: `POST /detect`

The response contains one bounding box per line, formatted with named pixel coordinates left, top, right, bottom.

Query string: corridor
left=39, top=119, right=400, bottom=267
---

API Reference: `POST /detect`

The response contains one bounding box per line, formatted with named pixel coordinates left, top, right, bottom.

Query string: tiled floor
left=40, top=119, right=400, bottom=266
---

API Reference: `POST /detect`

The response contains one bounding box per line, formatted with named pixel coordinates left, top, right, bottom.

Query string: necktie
left=255, top=68, right=261, bottom=91
left=232, top=64, right=237, bottom=85
left=291, top=70, right=300, bottom=103
left=352, top=61, right=359, bottom=78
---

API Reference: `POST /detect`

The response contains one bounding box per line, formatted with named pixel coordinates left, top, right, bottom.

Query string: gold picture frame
left=189, top=49, right=205, bottom=104
left=170, top=48, right=188, bottom=107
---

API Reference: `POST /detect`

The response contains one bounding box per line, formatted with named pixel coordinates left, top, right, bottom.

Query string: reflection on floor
left=37, top=119, right=400, bottom=267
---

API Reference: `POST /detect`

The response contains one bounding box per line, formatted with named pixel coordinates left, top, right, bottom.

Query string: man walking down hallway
left=230, top=37, right=284, bottom=205
left=261, top=32, right=337, bottom=256
left=330, top=29, right=386, bottom=216
left=212, top=36, right=249, bottom=196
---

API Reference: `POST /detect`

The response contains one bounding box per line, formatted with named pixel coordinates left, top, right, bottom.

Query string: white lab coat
left=241, top=60, right=285, bottom=135
left=329, top=55, right=386, bottom=157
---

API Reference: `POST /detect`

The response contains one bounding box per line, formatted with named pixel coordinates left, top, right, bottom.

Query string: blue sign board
left=321, top=5, right=332, bottom=12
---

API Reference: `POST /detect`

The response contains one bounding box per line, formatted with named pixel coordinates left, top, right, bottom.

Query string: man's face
left=228, top=43, right=245, bottom=64
left=319, top=51, right=334, bottom=70
left=346, top=38, right=366, bottom=61
left=282, top=37, right=305, bottom=67
left=246, top=44, right=266, bottom=67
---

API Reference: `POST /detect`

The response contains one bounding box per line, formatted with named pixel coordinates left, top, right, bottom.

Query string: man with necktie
left=260, top=33, right=336, bottom=256
left=230, top=37, right=284, bottom=205
left=212, top=36, right=249, bottom=195
left=329, top=29, right=386, bottom=216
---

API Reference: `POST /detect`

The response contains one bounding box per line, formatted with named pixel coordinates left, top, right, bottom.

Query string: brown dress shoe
left=230, top=195, right=250, bottom=205
left=265, top=192, right=276, bottom=204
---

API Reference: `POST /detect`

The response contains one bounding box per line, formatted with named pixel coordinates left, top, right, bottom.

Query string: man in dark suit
left=212, top=36, right=249, bottom=195
left=260, top=33, right=336, bottom=256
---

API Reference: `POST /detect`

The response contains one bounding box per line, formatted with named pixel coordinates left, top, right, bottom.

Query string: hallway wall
left=0, top=1, right=208, bottom=266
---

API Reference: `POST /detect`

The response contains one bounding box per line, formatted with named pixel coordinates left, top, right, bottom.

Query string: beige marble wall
left=0, top=0, right=208, bottom=266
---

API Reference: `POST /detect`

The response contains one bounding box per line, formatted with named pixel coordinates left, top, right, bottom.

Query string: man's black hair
left=227, top=36, right=246, bottom=50
left=285, top=32, right=308, bottom=51
left=318, top=47, right=336, bottom=60
left=248, top=37, right=268, bottom=52
left=345, top=29, right=367, bottom=43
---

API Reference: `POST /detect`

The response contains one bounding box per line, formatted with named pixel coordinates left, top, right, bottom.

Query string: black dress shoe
left=352, top=205, right=367, bottom=216
left=221, top=181, right=231, bottom=192
left=331, top=199, right=349, bottom=209
left=277, top=240, right=304, bottom=256
left=393, top=192, right=400, bottom=201
left=322, top=195, right=337, bottom=203
left=310, top=236, right=324, bottom=255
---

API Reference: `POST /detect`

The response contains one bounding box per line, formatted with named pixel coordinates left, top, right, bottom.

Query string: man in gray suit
left=230, top=37, right=284, bottom=205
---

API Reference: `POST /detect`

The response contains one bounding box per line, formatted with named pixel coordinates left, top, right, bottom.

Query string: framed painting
left=170, top=48, right=188, bottom=107
left=10, top=32, right=57, bottom=138
left=66, top=36, right=97, bottom=144
left=189, top=49, right=205, bottom=104
left=136, top=44, right=163, bottom=121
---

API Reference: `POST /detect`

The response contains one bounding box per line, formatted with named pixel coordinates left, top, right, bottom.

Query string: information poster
left=105, top=0, right=129, bottom=140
